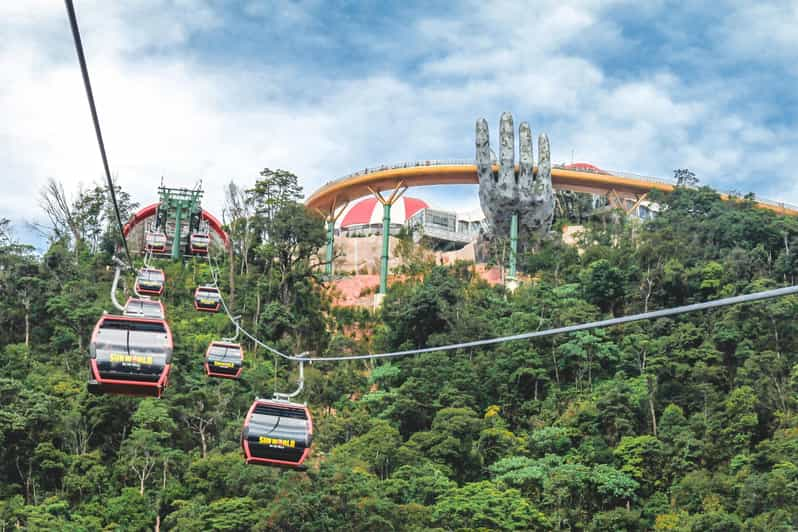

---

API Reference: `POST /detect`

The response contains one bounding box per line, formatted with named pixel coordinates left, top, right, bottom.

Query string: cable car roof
left=195, top=286, right=219, bottom=294
left=123, top=298, right=165, bottom=319
left=209, top=340, right=242, bottom=348
left=96, top=313, right=168, bottom=329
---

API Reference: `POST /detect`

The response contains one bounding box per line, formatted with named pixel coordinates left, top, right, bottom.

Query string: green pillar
left=326, top=220, right=335, bottom=276
left=508, top=212, right=518, bottom=280
left=380, top=202, right=391, bottom=294
left=171, top=202, right=183, bottom=261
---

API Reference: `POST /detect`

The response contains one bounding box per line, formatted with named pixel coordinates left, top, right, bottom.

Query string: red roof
left=564, top=162, right=609, bottom=174
left=340, top=196, right=429, bottom=227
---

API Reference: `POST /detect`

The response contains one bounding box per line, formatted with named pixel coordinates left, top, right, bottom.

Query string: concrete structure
left=308, top=127, right=798, bottom=294
left=307, top=163, right=798, bottom=217
left=405, top=208, right=484, bottom=247
left=560, top=163, right=661, bottom=220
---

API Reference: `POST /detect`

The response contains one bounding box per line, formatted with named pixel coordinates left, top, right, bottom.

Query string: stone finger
left=535, top=133, right=552, bottom=197
left=475, top=118, right=494, bottom=184
left=499, top=112, right=516, bottom=191
left=476, top=118, right=497, bottom=229
left=518, top=121, right=534, bottom=191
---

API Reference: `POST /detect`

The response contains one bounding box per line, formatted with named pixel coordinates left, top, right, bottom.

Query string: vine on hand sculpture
left=476, top=112, right=554, bottom=251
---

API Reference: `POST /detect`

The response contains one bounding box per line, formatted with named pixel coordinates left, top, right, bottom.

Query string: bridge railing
left=318, top=161, right=795, bottom=211
left=321, top=159, right=678, bottom=190
left=748, top=195, right=798, bottom=211
left=555, top=165, right=677, bottom=187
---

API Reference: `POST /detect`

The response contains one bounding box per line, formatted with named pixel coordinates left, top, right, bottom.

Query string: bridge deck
left=306, top=161, right=798, bottom=217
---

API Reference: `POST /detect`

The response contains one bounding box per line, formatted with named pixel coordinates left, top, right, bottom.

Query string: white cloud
left=719, top=2, right=798, bottom=62
left=3, top=0, right=798, bottom=245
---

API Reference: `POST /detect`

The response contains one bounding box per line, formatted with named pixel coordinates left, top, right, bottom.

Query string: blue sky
left=2, top=0, right=798, bottom=246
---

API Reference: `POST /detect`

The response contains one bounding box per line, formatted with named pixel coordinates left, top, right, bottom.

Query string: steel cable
left=204, top=248, right=798, bottom=363
left=64, top=0, right=134, bottom=267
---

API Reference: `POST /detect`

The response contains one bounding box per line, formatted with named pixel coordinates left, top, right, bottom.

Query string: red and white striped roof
left=339, top=196, right=429, bottom=228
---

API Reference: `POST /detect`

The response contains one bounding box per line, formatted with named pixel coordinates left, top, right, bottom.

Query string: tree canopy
left=2, top=171, right=798, bottom=530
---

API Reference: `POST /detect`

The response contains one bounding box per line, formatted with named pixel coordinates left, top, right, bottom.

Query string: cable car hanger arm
left=109, top=265, right=126, bottom=313
left=222, top=315, right=242, bottom=343
left=272, top=352, right=308, bottom=401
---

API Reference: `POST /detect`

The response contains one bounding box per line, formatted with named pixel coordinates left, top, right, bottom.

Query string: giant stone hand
left=476, top=113, right=554, bottom=248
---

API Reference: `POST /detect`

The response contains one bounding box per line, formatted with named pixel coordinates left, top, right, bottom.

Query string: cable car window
left=146, top=233, right=167, bottom=246
left=196, top=289, right=220, bottom=299
left=93, top=329, right=128, bottom=352
left=128, top=331, right=169, bottom=352
left=140, top=270, right=164, bottom=281
left=249, top=413, right=308, bottom=442
left=94, top=320, right=171, bottom=363
left=207, top=344, right=240, bottom=358
left=99, top=318, right=166, bottom=334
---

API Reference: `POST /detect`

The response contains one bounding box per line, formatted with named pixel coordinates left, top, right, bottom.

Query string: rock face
left=476, top=113, right=555, bottom=251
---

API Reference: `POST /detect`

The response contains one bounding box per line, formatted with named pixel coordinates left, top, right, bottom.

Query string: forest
left=1, top=170, right=797, bottom=531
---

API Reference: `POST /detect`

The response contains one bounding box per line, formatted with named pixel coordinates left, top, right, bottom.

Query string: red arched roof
left=341, top=197, right=377, bottom=227
left=403, top=197, right=429, bottom=219
left=123, top=203, right=159, bottom=237
left=200, top=210, right=229, bottom=248
left=123, top=203, right=230, bottom=248
left=341, top=196, right=429, bottom=227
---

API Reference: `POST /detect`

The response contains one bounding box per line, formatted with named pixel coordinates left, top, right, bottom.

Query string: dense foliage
left=1, top=174, right=798, bottom=531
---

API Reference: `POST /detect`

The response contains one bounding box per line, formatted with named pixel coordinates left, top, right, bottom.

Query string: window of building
left=431, top=215, right=452, bottom=228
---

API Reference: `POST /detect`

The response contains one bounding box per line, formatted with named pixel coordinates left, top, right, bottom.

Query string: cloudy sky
left=3, top=0, right=798, bottom=244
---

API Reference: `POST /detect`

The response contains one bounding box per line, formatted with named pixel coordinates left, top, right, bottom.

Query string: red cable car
left=194, top=286, right=221, bottom=312
left=204, top=341, right=244, bottom=379
left=189, top=233, right=210, bottom=255
left=145, top=231, right=167, bottom=253
left=87, top=314, right=173, bottom=398
left=135, top=268, right=165, bottom=296
left=241, top=399, right=313, bottom=469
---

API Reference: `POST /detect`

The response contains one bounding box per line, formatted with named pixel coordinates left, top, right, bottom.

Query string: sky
left=2, top=0, right=798, bottom=246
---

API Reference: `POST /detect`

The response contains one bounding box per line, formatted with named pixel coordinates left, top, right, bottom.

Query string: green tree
left=433, top=481, right=549, bottom=531
left=332, top=419, right=402, bottom=479
left=580, top=259, right=625, bottom=313
left=614, top=435, right=665, bottom=496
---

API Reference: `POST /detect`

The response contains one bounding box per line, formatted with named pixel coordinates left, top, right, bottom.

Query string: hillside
left=1, top=177, right=798, bottom=531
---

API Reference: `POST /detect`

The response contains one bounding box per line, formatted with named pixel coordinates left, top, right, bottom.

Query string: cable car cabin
left=87, top=314, right=173, bottom=398
left=123, top=297, right=165, bottom=320
left=194, top=286, right=221, bottom=312
left=241, top=400, right=313, bottom=469
left=204, top=341, right=244, bottom=379
left=136, top=268, right=165, bottom=296
left=189, top=233, right=210, bottom=255
left=145, top=231, right=167, bottom=253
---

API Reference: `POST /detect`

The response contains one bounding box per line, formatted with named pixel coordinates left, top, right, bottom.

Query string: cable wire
left=64, top=0, right=133, bottom=267
left=61, top=0, right=798, bottom=367
left=206, top=252, right=292, bottom=359
left=203, top=247, right=798, bottom=363
left=302, top=284, right=798, bottom=362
